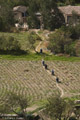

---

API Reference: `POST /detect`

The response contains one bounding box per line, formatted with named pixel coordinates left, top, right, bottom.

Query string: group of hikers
left=40, top=48, right=59, bottom=83
left=42, top=59, right=59, bottom=83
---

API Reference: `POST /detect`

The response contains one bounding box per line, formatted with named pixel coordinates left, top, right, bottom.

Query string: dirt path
left=26, top=104, right=39, bottom=112
left=26, top=67, right=64, bottom=114
left=46, top=69, right=64, bottom=98
left=35, top=41, right=42, bottom=52
left=56, top=83, right=64, bottom=97
left=35, top=30, right=50, bottom=53
left=34, top=29, right=65, bottom=97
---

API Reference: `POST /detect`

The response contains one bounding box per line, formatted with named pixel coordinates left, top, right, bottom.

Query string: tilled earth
left=0, top=60, right=80, bottom=105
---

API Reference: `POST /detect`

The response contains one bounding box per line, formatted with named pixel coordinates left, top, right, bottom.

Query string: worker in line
left=40, top=48, right=43, bottom=53
left=56, top=77, right=59, bottom=83
left=44, top=64, right=47, bottom=69
left=51, top=69, right=54, bottom=75
left=42, top=59, right=45, bottom=66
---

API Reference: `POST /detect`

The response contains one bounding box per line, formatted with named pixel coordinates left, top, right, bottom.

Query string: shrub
left=30, top=31, right=41, bottom=41
left=0, top=35, right=7, bottom=50
left=27, top=32, right=41, bottom=51
left=69, top=116, right=77, bottom=120
left=48, top=29, right=72, bottom=54
left=60, top=24, right=80, bottom=40
left=0, top=35, right=23, bottom=54
left=75, top=40, right=80, bottom=57
left=68, top=25, right=80, bottom=40
left=6, top=36, right=21, bottom=51
left=48, top=27, right=80, bottom=56
left=64, top=42, right=76, bottom=56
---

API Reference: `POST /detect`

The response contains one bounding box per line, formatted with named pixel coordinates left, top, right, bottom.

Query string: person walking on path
left=40, top=48, right=43, bottom=53
left=42, top=59, right=45, bottom=66
left=44, top=64, right=47, bottom=69
left=56, top=77, right=59, bottom=83
left=51, top=69, right=54, bottom=75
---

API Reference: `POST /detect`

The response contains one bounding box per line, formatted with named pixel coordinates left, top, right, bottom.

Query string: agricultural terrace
left=0, top=60, right=80, bottom=106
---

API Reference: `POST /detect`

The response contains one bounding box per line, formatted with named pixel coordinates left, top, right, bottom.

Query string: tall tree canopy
left=28, top=0, right=65, bottom=30
left=40, top=0, right=65, bottom=30
left=0, top=2, right=14, bottom=31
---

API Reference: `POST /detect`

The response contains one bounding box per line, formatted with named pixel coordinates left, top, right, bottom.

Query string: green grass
left=0, top=53, right=80, bottom=61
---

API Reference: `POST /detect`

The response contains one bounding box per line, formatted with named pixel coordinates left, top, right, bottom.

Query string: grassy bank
left=0, top=53, right=80, bottom=61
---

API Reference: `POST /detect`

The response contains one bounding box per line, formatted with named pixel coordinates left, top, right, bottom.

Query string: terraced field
left=47, top=61, right=80, bottom=97
left=0, top=60, right=80, bottom=105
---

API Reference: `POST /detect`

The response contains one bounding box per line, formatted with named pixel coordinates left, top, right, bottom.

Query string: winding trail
left=35, top=29, right=65, bottom=98
left=35, top=30, right=50, bottom=53
left=56, top=83, right=64, bottom=97
left=26, top=31, right=65, bottom=114
left=45, top=69, right=64, bottom=98
left=26, top=104, right=39, bottom=112
left=35, top=41, right=42, bottom=52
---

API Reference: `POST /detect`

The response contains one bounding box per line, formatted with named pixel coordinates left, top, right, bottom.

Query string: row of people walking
left=42, top=60, right=59, bottom=83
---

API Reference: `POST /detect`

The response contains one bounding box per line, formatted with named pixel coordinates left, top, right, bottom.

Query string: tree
left=0, top=3, right=15, bottom=31
left=65, top=0, right=76, bottom=5
left=0, top=0, right=29, bottom=7
left=39, top=0, right=65, bottom=30
left=28, top=0, right=40, bottom=28
left=48, top=29, right=72, bottom=54
left=0, top=92, right=29, bottom=120
left=45, top=96, right=74, bottom=120
left=27, top=32, right=41, bottom=52
left=45, top=95, right=66, bottom=120
left=28, top=0, right=65, bottom=30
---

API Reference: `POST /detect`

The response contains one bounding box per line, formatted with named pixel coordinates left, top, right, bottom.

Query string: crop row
left=0, top=60, right=58, bottom=104
left=47, top=61, right=80, bottom=97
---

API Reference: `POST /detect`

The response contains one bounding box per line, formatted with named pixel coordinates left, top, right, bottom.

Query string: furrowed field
left=0, top=60, right=80, bottom=105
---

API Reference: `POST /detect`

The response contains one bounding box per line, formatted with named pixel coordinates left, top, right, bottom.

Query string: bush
left=60, top=24, right=80, bottom=40
left=68, top=25, right=80, bottom=40
left=0, top=35, right=25, bottom=55
left=45, top=96, right=74, bottom=120
left=6, top=36, right=21, bottom=51
left=30, top=31, right=42, bottom=41
left=75, top=40, right=80, bottom=57
left=27, top=32, right=41, bottom=51
left=0, top=35, right=7, bottom=50
left=48, top=27, right=80, bottom=56
left=48, top=29, right=72, bottom=54
left=64, top=42, right=76, bottom=56
left=69, top=117, right=77, bottom=120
